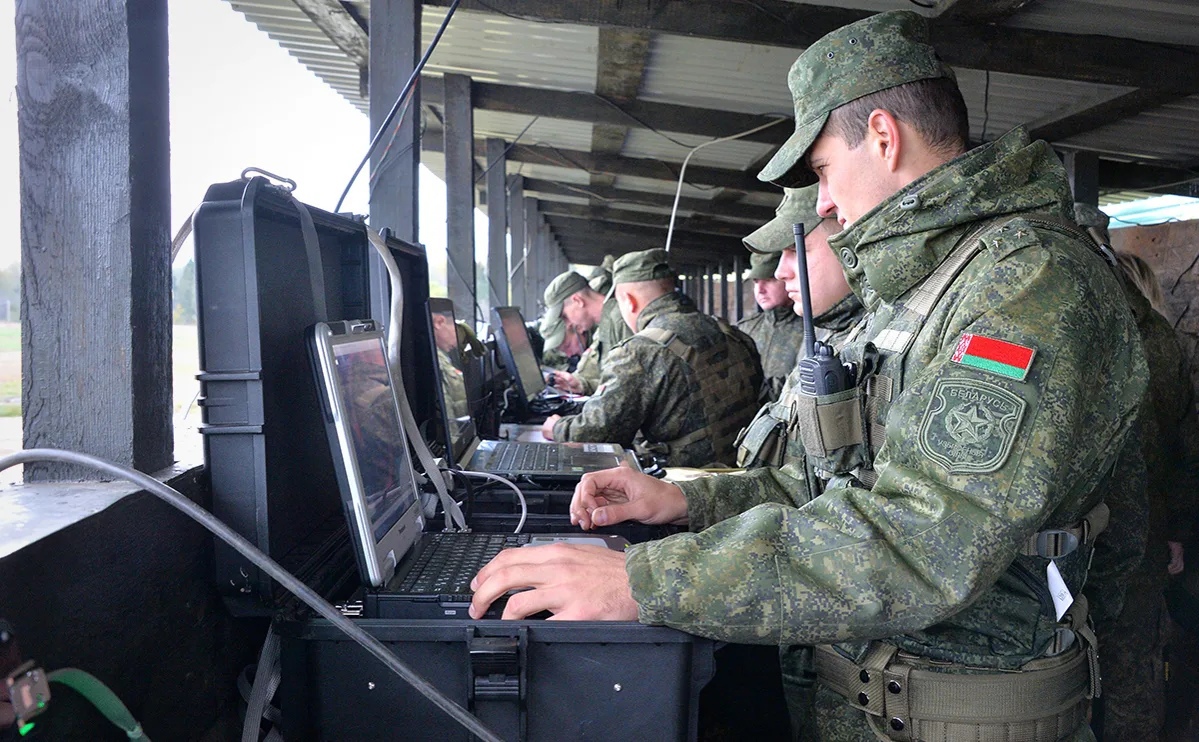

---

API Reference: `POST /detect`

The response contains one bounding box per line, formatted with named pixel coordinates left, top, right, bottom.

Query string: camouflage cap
left=758, top=10, right=955, bottom=187
left=747, top=252, right=781, bottom=280
left=612, top=248, right=676, bottom=286
left=539, top=270, right=590, bottom=349
left=743, top=184, right=824, bottom=254
left=588, top=255, right=615, bottom=295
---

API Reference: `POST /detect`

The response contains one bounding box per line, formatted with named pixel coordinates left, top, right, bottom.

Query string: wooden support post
left=444, top=73, right=477, bottom=324
left=718, top=262, right=728, bottom=320
left=485, top=138, right=508, bottom=311
left=1062, top=150, right=1100, bottom=206
left=733, top=254, right=744, bottom=321
left=19, top=0, right=172, bottom=480
left=705, top=267, right=715, bottom=315
left=369, top=0, right=420, bottom=319
left=508, top=177, right=526, bottom=314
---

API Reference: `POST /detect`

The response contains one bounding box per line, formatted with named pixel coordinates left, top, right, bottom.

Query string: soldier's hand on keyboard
left=540, top=414, right=561, bottom=440
left=468, top=543, right=637, bottom=621
left=571, top=467, right=689, bottom=530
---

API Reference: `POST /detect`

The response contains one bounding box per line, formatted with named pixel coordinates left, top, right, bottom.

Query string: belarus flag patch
left=951, top=333, right=1036, bottom=381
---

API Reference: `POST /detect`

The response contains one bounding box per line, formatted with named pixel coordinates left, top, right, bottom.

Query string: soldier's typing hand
left=571, top=467, right=689, bottom=530
left=468, top=543, right=638, bottom=620
left=540, top=414, right=561, bottom=440
left=549, top=370, right=582, bottom=393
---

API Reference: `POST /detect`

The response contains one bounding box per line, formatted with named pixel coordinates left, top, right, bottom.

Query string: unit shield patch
left=918, top=378, right=1026, bottom=474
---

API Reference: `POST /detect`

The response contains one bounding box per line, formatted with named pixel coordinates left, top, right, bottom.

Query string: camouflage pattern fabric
left=624, top=129, right=1147, bottom=741
left=1097, top=285, right=1199, bottom=741
left=737, top=305, right=806, bottom=403
left=553, top=291, right=762, bottom=467
left=572, top=296, right=633, bottom=395
left=437, top=348, right=469, bottom=421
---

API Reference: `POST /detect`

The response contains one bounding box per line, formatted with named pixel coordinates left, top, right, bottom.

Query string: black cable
left=0, top=448, right=504, bottom=742
left=908, top=0, right=936, bottom=8
left=474, top=116, right=540, bottom=184
left=334, top=0, right=463, bottom=213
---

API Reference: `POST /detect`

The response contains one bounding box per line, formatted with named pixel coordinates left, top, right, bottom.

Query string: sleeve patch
left=917, top=378, right=1026, bottom=474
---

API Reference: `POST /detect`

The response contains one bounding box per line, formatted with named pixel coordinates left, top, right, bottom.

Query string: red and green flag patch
left=951, top=333, right=1036, bottom=381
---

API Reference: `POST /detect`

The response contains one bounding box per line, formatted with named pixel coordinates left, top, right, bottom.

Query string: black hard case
left=193, top=182, right=714, bottom=740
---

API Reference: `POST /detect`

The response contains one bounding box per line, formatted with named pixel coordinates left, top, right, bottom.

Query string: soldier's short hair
left=824, top=77, right=969, bottom=158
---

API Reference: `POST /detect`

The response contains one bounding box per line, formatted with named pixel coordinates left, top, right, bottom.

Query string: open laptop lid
left=425, top=297, right=477, bottom=463
left=491, top=306, right=546, bottom=404
left=308, top=320, right=423, bottom=588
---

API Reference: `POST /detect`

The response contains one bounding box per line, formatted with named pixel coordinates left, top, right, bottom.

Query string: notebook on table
left=427, top=299, right=641, bottom=481
left=307, top=319, right=628, bottom=619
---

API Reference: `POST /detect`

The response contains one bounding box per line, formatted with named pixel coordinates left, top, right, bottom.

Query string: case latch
left=470, top=636, right=521, bottom=699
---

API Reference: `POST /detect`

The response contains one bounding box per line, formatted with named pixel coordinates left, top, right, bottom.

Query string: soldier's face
left=561, top=293, right=597, bottom=333
left=776, top=221, right=851, bottom=318
left=432, top=313, right=457, bottom=352
left=753, top=278, right=791, bottom=311
left=807, top=129, right=892, bottom=228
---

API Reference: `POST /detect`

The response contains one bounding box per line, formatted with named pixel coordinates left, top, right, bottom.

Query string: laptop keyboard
left=487, top=441, right=560, bottom=471
left=398, top=532, right=531, bottom=596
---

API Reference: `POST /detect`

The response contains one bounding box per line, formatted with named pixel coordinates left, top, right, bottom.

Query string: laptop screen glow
left=329, top=335, right=418, bottom=541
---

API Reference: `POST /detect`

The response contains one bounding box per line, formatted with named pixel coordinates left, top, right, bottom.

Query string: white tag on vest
left=1046, top=560, right=1074, bottom=621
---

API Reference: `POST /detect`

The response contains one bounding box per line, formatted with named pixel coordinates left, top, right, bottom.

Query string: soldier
left=588, top=254, right=615, bottom=296
left=471, top=12, right=1146, bottom=742
left=737, top=254, right=805, bottom=403
left=1075, top=204, right=1199, bottom=742
left=541, top=249, right=762, bottom=468
left=539, top=269, right=632, bottom=394
left=430, top=308, right=469, bottom=421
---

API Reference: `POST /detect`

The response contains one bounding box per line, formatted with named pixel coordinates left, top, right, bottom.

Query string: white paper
left=1046, top=560, right=1074, bottom=621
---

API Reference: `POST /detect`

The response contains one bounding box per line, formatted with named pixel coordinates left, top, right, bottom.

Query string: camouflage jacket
left=626, top=129, right=1148, bottom=674
left=553, top=291, right=763, bottom=467
left=437, top=348, right=470, bottom=421
left=1129, top=286, right=1199, bottom=576
left=572, top=296, right=633, bottom=395
left=737, top=304, right=805, bottom=403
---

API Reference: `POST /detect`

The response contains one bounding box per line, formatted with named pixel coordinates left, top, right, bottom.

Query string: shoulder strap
left=638, top=326, right=696, bottom=364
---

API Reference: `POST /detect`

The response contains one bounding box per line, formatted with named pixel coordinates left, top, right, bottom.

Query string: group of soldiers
left=456, top=11, right=1198, bottom=741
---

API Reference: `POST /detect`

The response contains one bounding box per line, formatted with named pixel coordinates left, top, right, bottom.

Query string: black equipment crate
left=193, top=177, right=435, bottom=615
left=277, top=620, right=713, bottom=742
left=193, top=180, right=715, bottom=740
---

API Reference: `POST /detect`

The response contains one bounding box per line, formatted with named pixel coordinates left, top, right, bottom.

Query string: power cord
left=0, top=448, right=504, bottom=742
left=454, top=470, right=528, bottom=533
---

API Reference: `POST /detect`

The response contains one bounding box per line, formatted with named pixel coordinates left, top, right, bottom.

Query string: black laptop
left=307, top=319, right=628, bottom=619
left=426, top=299, right=641, bottom=480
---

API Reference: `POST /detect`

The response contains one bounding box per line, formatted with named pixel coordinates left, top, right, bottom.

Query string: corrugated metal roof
left=1061, top=94, right=1199, bottom=163
left=620, top=129, right=777, bottom=171
left=638, top=35, right=796, bottom=116
left=1009, top=0, right=1199, bottom=47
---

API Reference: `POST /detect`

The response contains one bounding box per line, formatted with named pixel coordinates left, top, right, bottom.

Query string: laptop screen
left=492, top=306, right=545, bottom=402
left=329, top=334, right=418, bottom=540
left=426, top=298, right=477, bottom=462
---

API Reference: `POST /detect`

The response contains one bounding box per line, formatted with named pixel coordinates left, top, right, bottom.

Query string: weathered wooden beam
left=291, top=0, right=369, bottom=68
left=19, top=0, right=172, bottom=479
left=424, top=135, right=780, bottom=195
left=546, top=215, right=743, bottom=257
left=444, top=74, right=479, bottom=323
left=934, top=0, right=1041, bottom=23
left=421, top=1, right=1199, bottom=92
left=508, top=177, right=530, bottom=314
left=536, top=200, right=750, bottom=238
left=522, top=178, right=774, bottom=223
left=1029, top=89, right=1189, bottom=145
left=486, top=138, right=509, bottom=310
left=591, top=28, right=653, bottom=188
left=1097, top=159, right=1199, bottom=199
left=422, top=76, right=792, bottom=145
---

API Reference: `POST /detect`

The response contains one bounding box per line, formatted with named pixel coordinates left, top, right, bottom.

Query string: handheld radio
left=794, top=223, right=855, bottom=396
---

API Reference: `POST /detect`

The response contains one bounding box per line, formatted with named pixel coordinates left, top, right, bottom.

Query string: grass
left=0, top=323, right=18, bottom=354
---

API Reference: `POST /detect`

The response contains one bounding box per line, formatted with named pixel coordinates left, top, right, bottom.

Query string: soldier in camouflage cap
left=588, top=254, right=616, bottom=296
left=541, top=248, right=763, bottom=468
left=738, top=185, right=860, bottom=405
left=539, top=269, right=632, bottom=395
left=471, top=13, right=1146, bottom=742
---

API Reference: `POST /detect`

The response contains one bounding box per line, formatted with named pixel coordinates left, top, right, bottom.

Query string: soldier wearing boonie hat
left=542, top=248, right=762, bottom=468
left=469, top=17, right=1146, bottom=742
left=539, top=269, right=632, bottom=394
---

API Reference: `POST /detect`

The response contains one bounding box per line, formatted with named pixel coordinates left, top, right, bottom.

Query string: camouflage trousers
left=1096, top=575, right=1168, bottom=742
left=780, top=645, right=820, bottom=741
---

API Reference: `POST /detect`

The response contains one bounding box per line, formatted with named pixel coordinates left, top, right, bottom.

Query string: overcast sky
left=0, top=0, right=473, bottom=285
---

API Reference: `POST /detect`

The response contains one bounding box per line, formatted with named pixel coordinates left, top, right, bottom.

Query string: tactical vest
left=787, top=215, right=1120, bottom=740
left=638, top=318, right=761, bottom=466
